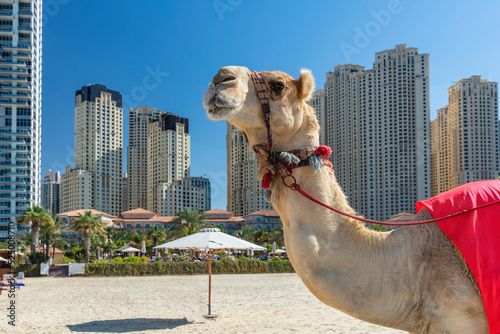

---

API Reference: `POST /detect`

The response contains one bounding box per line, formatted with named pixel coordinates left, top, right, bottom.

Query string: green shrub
left=114, top=257, right=123, bottom=263
left=13, top=264, right=40, bottom=277
left=83, top=258, right=294, bottom=277
left=140, top=256, right=147, bottom=263
left=28, top=252, right=48, bottom=265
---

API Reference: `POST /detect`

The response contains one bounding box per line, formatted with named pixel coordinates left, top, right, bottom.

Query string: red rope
left=290, top=183, right=500, bottom=226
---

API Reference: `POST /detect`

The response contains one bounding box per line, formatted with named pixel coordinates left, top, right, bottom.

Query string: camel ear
left=296, top=69, right=315, bottom=102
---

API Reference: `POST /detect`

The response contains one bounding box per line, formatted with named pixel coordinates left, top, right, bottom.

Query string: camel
left=203, top=66, right=489, bottom=333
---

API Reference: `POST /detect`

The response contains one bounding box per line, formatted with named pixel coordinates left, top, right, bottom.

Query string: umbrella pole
left=208, top=249, right=212, bottom=314
left=203, top=249, right=217, bottom=318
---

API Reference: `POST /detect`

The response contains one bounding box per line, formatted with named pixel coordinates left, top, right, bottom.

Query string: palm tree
left=17, top=204, right=52, bottom=256
left=113, top=230, right=132, bottom=248
left=147, top=225, right=167, bottom=248
left=254, top=228, right=270, bottom=245
left=51, top=235, right=68, bottom=259
left=103, top=226, right=115, bottom=243
left=234, top=226, right=256, bottom=242
left=129, top=232, right=148, bottom=249
left=216, top=224, right=227, bottom=233
left=268, top=225, right=284, bottom=246
left=170, top=208, right=211, bottom=237
left=90, top=231, right=106, bottom=259
left=40, top=215, right=65, bottom=258
left=71, top=211, right=105, bottom=262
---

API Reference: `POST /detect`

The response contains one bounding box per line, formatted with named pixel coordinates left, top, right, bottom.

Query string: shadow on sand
left=67, top=318, right=193, bottom=333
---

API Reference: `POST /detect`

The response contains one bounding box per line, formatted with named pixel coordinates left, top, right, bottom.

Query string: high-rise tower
left=127, top=106, right=161, bottom=210
left=226, top=123, right=272, bottom=216
left=325, top=44, right=430, bottom=220
left=61, top=84, right=123, bottom=215
left=431, top=76, right=499, bottom=195
left=41, top=171, right=60, bottom=214
left=0, top=0, right=43, bottom=241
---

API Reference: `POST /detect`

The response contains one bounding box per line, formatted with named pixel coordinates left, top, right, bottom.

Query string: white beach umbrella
left=272, top=242, right=277, bottom=254
left=154, top=228, right=265, bottom=318
left=121, top=246, right=140, bottom=253
left=141, top=240, right=146, bottom=255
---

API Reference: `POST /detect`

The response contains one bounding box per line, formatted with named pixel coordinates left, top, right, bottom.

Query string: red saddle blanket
left=416, top=180, right=500, bottom=333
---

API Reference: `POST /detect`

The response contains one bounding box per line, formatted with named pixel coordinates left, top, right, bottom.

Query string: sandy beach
left=0, top=273, right=406, bottom=334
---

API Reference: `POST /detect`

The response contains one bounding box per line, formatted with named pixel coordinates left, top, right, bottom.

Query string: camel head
left=203, top=66, right=319, bottom=154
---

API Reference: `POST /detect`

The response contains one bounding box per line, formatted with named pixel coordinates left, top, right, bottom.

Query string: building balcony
left=15, top=154, right=29, bottom=161
left=0, top=68, right=29, bottom=76
left=0, top=129, right=31, bottom=137
left=18, top=25, right=31, bottom=33
left=0, top=129, right=30, bottom=137
left=1, top=83, right=30, bottom=92
left=0, top=161, right=28, bottom=167
left=0, top=137, right=26, bottom=144
left=0, top=76, right=28, bottom=83
left=10, top=53, right=30, bottom=61
left=0, top=194, right=28, bottom=200
left=0, top=186, right=27, bottom=193
left=18, top=9, right=31, bottom=16
left=1, top=92, right=30, bottom=100
left=0, top=177, right=26, bottom=184
left=2, top=44, right=31, bottom=52
left=0, top=10, right=13, bottom=19
left=0, top=60, right=27, bottom=68
left=0, top=211, right=24, bottom=216
left=5, top=170, right=27, bottom=176
left=0, top=146, right=28, bottom=152
left=0, top=99, right=29, bottom=106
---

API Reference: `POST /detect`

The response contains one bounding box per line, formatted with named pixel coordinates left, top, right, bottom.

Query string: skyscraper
left=227, top=123, right=272, bottom=216
left=431, top=76, right=499, bottom=195
left=127, top=106, right=161, bottom=210
left=60, top=84, right=123, bottom=215
left=309, top=89, right=327, bottom=145
left=147, top=112, right=190, bottom=215
left=191, top=176, right=211, bottom=211
left=41, top=171, right=60, bottom=214
left=0, top=0, right=42, bottom=241
left=325, top=44, right=430, bottom=220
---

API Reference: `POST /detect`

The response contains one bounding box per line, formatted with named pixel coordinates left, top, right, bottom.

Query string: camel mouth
left=206, top=104, right=239, bottom=121
left=204, top=84, right=242, bottom=121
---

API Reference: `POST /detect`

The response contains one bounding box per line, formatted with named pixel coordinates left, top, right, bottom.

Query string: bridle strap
left=251, top=71, right=273, bottom=150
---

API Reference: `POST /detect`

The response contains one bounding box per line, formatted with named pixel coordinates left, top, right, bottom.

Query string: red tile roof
left=121, top=208, right=156, bottom=215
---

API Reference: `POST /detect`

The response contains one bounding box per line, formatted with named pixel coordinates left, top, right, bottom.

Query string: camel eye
left=272, top=82, right=285, bottom=92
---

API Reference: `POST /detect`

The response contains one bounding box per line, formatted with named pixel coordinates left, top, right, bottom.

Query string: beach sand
left=1, top=273, right=406, bottom=334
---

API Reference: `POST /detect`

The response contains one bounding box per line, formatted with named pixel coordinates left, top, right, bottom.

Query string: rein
left=249, top=70, right=500, bottom=226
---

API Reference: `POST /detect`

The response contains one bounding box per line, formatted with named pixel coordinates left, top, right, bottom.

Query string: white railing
left=68, top=263, right=85, bottom=276
left=40, top=261, right=49, bottom=276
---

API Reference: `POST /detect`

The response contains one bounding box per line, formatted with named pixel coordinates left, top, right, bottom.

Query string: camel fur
left=203, top=66, right=488, bottom=334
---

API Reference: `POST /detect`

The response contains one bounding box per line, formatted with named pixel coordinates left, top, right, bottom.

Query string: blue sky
left=42, top=0, right=500, bottom=210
